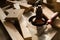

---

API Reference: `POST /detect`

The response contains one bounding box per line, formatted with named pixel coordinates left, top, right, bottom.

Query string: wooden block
left=8, top=1, right=34, bottom=13
left=0, top=20, right=12, bottom=40
left=8, top=1, right=32, bottom=9
left=0, top=8, right=24, bottom=40
left=5, top=9, right=25, bottom=21
left=20, top=3, right=32, bottom=8
left=15, top=2, right=33, bottom=13
left=19, top=16, right=32, bottom=40
left=5, top=8, right=14, bottom=15
left=1, top=21, right=24, bottom=40
left=42, top=5, right=58, bottom=20
left=14, top=3, right=20, bottom=9
left=5, top=8, right=14, bottom=13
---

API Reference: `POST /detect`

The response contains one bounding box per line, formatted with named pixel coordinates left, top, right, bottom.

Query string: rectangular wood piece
left=19, top=16, right=32, bottom=40
left=42, top=5, right=58, bottom=20
left=5, top=9, right=25, bottom=21
left=0, top=8, right=24, bottom=40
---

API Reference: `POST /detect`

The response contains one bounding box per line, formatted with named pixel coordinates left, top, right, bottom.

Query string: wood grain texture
left=5, top=9, right=25, bottom=20
left=8, top=1, right=33, bottom=13
left=19, top=16, right=32, bottom=40
left=2, top=21, right=24, bottom=40
left=42, top=5, right=58, bottom=20
left=0, top=8, right=24, bottom=40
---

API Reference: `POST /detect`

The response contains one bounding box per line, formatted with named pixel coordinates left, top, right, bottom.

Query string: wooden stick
left=2, top=21, right=24, bottom=40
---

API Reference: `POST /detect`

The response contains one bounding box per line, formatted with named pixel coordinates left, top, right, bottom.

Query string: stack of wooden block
left=0, top=1, right=34, bottom=40
left=0, top=0, right=60, bottom=40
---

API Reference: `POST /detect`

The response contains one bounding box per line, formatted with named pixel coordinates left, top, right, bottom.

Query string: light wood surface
left=19, top=16, right=32, bottom=40
left=8, top=1, right=33, bottom=13
left=42, top=5, right=58, bottom=20
left=5, top=9, right=25, bottom=20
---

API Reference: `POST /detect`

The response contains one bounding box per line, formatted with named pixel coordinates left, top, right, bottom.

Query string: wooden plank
left=0, top=8, right=24, bottom=40
left=0, top=20, right=11, bottom=40
left=5, top=8, right=14, bottom=13
left=8, top=1, right=33, bottom=13
left=20, top=3, right=32, bottom=8
left=19, top=3, right=33, bottom=13
left=5, top=9, right=25, bottom=21
left=19, top=16, right=32, bottom=40
left=2, top=21, right=24, bottom=40
left=42, top=5, right=58, bottom=20
left=8, top=1, right=32, bottom=8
